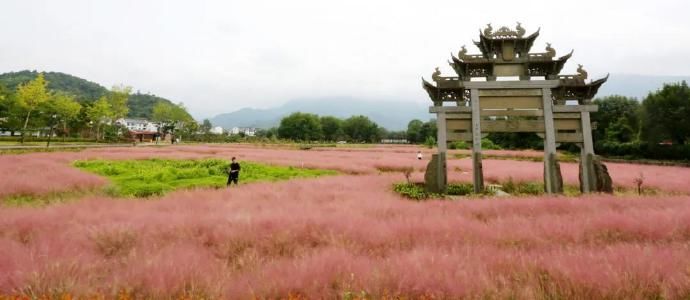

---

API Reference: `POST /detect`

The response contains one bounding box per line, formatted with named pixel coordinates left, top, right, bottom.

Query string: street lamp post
left=89, top=121, right=94, bottom=141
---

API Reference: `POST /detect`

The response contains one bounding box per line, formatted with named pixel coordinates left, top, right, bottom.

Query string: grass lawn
left=74, top=158, right=338, bottom=197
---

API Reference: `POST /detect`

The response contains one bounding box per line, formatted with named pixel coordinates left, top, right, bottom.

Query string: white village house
left=210, top=126, right=224, bottom=135
left=115, top=118, right=161, bottom=142
left=116, top=118, right=160, bottom=132
left=229, top=127, right=256, bottom=137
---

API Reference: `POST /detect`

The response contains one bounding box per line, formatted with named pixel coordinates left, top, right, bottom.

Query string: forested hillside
left=0, top=70, right=185, bottom=119
left=0, top=71, right=106, bottom=103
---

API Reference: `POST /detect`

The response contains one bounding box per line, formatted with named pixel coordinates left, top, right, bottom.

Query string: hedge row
left=595, top=141, right=690, bottom=161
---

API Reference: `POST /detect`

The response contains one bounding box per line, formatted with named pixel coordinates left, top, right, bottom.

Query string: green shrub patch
left=75, top=158, right=337, bottom=197
left=393, top=182, right=474, bottom=200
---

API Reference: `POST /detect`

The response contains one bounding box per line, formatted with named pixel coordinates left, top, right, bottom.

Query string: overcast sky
left=2, top=0, right=689, bottom=119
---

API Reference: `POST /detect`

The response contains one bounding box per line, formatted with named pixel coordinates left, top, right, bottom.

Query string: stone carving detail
left=546, top=43, right=556, bottom=58
left=577, top=64, right=588, bottom=81
left=483, top=22, right=527, bottom=39
left=468, top=67, right=489, bottom=77
left=458, top=45, right=468, bottom=59
left=483, top=23, right=493, bottom=36
left=516, top=22, right=526, bottom=37
left=493, top=26, right=518, bottom=38
left=431, top=67, right=441, bottom=82
left=441, top=91, right=461, bottom=101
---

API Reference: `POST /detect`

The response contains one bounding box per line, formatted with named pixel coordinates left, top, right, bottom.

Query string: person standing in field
left=417, top=151, right=423, bottom=160
left=227, top=157, right=241, bottom=186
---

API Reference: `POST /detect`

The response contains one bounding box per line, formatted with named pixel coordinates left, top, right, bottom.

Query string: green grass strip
left=74, top=158, right=337, bottom=198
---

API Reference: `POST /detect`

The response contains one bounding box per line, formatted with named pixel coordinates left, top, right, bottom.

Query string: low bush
left=393, top=182, right=473, bottom=200
left=393, top=183, right=434, bottom=200
left=596, top=141, right=690, bottom=161
left=424, top=136, right=436, bottom=149
left=481, top=138, right=502, bottom=150
left=448, top=141, right=470, bottom=150
left=497, top=178, right=545, bottom=195
left=446, top=183, right=474, bottom=195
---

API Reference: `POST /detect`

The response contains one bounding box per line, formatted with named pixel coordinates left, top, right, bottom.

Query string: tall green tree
left=265, top=127, right=279, bottom=139
left=47, top=93, right=82, bottom=139
left=420, top=119, right=437, bottom=144
left=108, top=84, right=131, bottom=120
left=342, top=115, right=381, bottom=143
left=152, top=101, right=194, bottom=140
left=87, top=97, right=113, bottom=140
left=407, top=119, right=424, bottom=143
left=179, top=118, right=200, bottom=139
left=320, top=116, right=343, bottom=141
left=640, top=81, right=690, bottom=144
left=16, top=73, right=51, bottom=143
left=278, top=112, right=322, bottom=141
left=0, top=90, right=26, bottom=133
left=592, top=95, right=640, bottom=143
left=201, top=119, right=213, bottom=134
left=0, top=84, right=11, bottom=126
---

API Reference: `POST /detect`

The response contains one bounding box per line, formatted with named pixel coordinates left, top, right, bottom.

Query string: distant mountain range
left=211, top=73, right=690, bottom=130
left=210, top=97, right=431, bottom=131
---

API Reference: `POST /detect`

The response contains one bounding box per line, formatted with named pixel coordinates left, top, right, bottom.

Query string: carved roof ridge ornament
left=483, top=23, right=493, bottom=37
left=577, top=64, right=588, bottom=81
left=480, top=22, right=522, bottom=39
left=431, top=67, right=442, bottom=82
left=546, top=43, right=556, bottom=58
left=516, top=22, right=526, bottom=37
left=458, top=45, right=468, bottom=59
left=480, top=23, right=539, bottom=40
left=493, top=26, right=519, bottom=38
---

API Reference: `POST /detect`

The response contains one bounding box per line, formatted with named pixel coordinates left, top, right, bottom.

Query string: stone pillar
left=470, top=89, right=484, bottom=193
left=579, top=111, right=595, bottom=193
left=542, top=88, right=563, bottom=194
left=435, top=112, right=448, bottom=192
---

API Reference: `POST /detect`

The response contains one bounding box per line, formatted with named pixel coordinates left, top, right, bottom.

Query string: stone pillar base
left=424, top=153, right=447, bottom=193
left=472, top=151, right=484, bottom=193
left=544, top=153, right=564, bottom=194
left=579, top=154, right=613, bottom=193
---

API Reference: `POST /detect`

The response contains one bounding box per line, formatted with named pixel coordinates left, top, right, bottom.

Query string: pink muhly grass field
left=0, top=153, right=106, bottom=198
left=1, top=144, right=690, bottom=199
left=1, top=170, right=690, bottom=297
left=2, top=144, right=690, bottom=297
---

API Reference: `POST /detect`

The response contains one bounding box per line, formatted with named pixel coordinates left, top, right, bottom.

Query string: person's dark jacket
left=228, top=162, right=241, bottom=177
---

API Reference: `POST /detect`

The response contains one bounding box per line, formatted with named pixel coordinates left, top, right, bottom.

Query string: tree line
left=589, top=81, right=690, bottom=160
left=268, top=113, right=391, bottom=143
left=0, top=73, right=196, bottom=142
left=224, top=112, right=435, bottom=145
